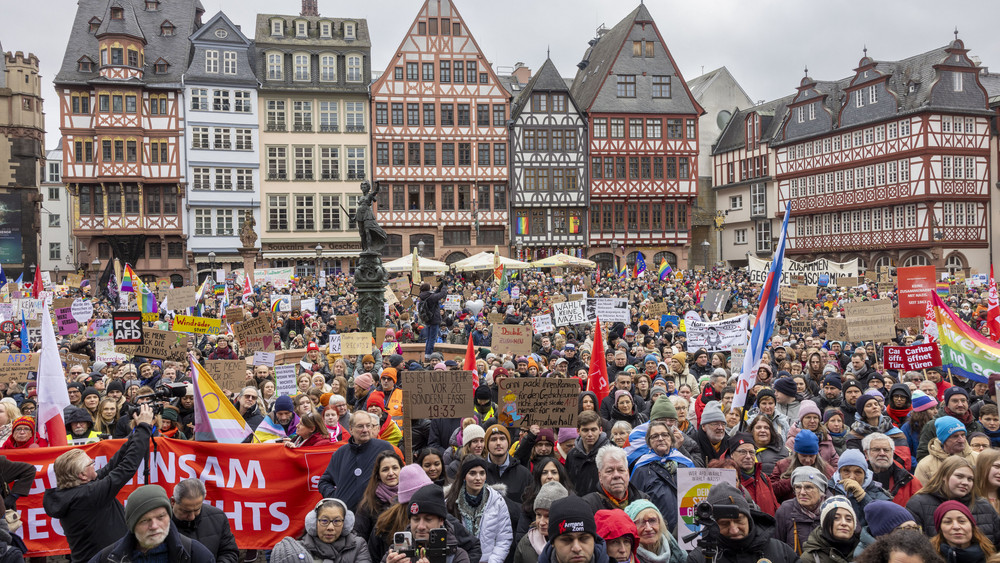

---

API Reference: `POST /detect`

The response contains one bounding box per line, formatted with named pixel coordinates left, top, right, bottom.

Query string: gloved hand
left=841, top=478, right=866, bottom=501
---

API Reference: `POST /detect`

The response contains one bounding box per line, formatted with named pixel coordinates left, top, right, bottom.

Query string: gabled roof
left=511, top=57, right=580, bottom=119
left=190, top=11, right=249, bottom=47
left=185, top=11, right=258, bottom=86
left=687, top=67, right=753, bottom=106
left=96, top=0, right=145, bottom=42
left=570, top=6, right=642, bottom=110
left=56, top=0, right=204, bottom=86
left=711, top=95, right=795, bottom=155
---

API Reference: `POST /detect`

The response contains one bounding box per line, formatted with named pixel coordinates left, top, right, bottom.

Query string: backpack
left=419, top=298, right=434, bottom=325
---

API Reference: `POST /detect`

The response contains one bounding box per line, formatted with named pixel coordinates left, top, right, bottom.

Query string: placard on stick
left=335, top=315, right=358, bottom=331
left=490, top=324, right=532, bottom=355
left=844, top=300, right=896, bottom=342
left=206, top=359, right=246, bottom=391
left=497, top=378, right=579, bottom=428
left=826, top=317, right=849, bottom=341
left=406, top=371, right=473, bottom=419
left=340, top=332, right=372, bottom=356
left=117, top=329, right=192, bottom=361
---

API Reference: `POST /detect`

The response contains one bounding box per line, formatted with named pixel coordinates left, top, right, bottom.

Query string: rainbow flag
left=139, top=287, right=159, bottom=317
left=516, top=215, right=528, bottom=235
left=658, top=259, right=672, bottom=281
left=931, top=292, right=995, bottom=382
left=569, top=216, right=580, bottom=234
left=190, top=355, right=252, bottom=443
left=120, top=264, right=137, bottom=293
left=936, top=281, right=950, bottom=297
left=618, top=264, right=628, bottom=279
left=271, top=299, right=283, bottom=313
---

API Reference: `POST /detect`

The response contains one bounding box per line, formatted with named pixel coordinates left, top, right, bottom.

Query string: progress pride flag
left=883, top=343, right=942, bottom=371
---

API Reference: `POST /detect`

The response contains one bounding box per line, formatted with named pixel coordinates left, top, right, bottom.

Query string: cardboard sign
left=840, top=276, right=859, bottom=288
left=335, top=315, right=358, bottom=331
left=173, top=315, right=222, bottom=335
left=897, top=316, right=923, bottom=335
left=55, top=307, right=78, bottom=336
left=65, top=273, right=83, bottom=288
left=117, top=329, right=192, bottom=361
left=252, top=352, right=275, bottom=367
left=827, top=317, right=849, bottom=341
left=112, top=312, right=143, bottom=345
left=60, top=351, right=91, bottom=373
left=788, top=318, right=811, bottom=334
left=206, top=359, right=246, bottom=392
left=648, top=302, right=670, bottom=316
left=550, top=293, right=567, bottom=304
left=491, top=324, right=533, bottom=355
left=226, top=307, right=245, bottom=323
left=487, top=313, right=505, bottom=324
left=702, top=290, right=730, bottom=313
left=0, top=353, right=39, bottom=384
left=498, top=377, right=579, bottom=428
left=166, top=286, right=197, bottom=310
left=897, top=265, right=937, bottom=318
left=233, top=315, right=276, bottom=355
left=796, top=285, right=817, bottom=301
left=553, top=301, right=586, bottom=326
left=375, top=327, right=388, bottom=348
left=844, top=300, right=896, bottom=342
left=531, top=314, right=554, bottom=334
left=274, top=364, right=297, bottom=396
left=883, top=343, right=942, bottom=371
left=406, top=370, right=474, bottom=418
left=779, top=287, right=797, bottom=303
left=340, top=332, right=372, bottom=356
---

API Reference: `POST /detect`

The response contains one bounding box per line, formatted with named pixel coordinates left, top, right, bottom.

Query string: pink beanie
left=354, top=372, right=374, bottom=390
left=397, top=464, right=433, bottom=503
left=797, top=399, right=822, bottom=423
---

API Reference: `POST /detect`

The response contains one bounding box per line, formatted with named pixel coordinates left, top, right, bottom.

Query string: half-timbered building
left=571, top=4, right=703, bottom=271
left=714, top=38, right=995, bottom=273
left=509, top=58, right=587, bottom=260
left=371, top=0, right=511, bottom=264
left=56, top=0, right=202, bottom=284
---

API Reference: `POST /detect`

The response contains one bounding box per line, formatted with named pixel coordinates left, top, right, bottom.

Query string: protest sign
left=844, top=300, right=896, bottom=342
left=0, top=353, right=38, bottom=384
left=883, top=343, right=942, bottom=371
left=226, top=307, right=245, bottom=323
left=487, top=313, right=505, bottom=324
left=253, top=352, right=275, bottom=367
left=730, top=346, right=746, bottom=376
left=206, top=359, right=247, bottom=391
left=52, top=298, right=74, bottom=310
left=274, top=364, right=297, bottom=395
left=747, top=256, right=858, bottom=286
left=702, top=290, right=730, bottom=313
left=117, top=329, right=191, bottom=361
left=166, top=286, right=197, bottom=310
left=327, top=335, right=341, bottom=354
left=677, top=468, right=739, bottom=551
left=840, top=276, right=859, bottom=287
left=491, top=324, right=532, bottom=355
left=685, top=315, right=748, bottom=352
left=897, top=316, right=923, bottom=335
left=340, top=332, right=372, bottom=356
left=55, top=307, right=78, bottom=336
left=585, top=298, right=629, bottom=323
left=796, top=285, right=817, bottom=301
left=60, top=351, right=91, bottom=372
left=550, top=293, right=567, bottom=304
left=897, top=265, right=937, bottom=318
left=173, top=315, right=222, bottom=335
left=531, top=314, right=555, bottom=334
left=497, top=377, right=579, bottom=428
left=648, top=302, right=670, bottom=316
left=112, top=312, right=143, bottom=345
left=95, top=337, right=125, bottom=363
left=406, top=371, right=474, bottom=419
left=788, top=318, right=811, bottom=334
left=444, top=295, right=462, bottom=311
left=827, top=317, right=849, bottom=341
left=65, top=273, right=82, bottom=288
left=270, top=294, right=291, bottom=313
left=661, top=314, right=680, bottom=329
left=553, top=301, right=586, bottom=326
left=335, top=314, right=358, bottom=331
left=233, top=315, right=276, bottom=354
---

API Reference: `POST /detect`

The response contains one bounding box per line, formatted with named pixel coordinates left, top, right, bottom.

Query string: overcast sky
left=2, top=0, right=997, bottom=148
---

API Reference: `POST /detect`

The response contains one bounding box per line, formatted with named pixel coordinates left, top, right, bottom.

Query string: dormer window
left=296, top=21, right=308, bottom=38
left=110, top=7, right=124, bottom=20
left=271, top=19, right=284, bottom=36
left=78, top=57, right=94, bottom=72
left=160, top=21, right=175, bottom=36
left=89, top=17, right=101, bottom=33
left=145, top=0, right=159, bottom=10
left=320, top=22, right=331, bottom=38
left=344, top=22, right=355, bottom=40
left=154, top=58, right=169, bottom=74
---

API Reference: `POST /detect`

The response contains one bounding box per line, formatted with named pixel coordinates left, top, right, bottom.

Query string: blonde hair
left=975, top=448, right=1000, bottom=500
left=916, top=456, right=976, bottom=507
left=54, top=449, right=92, bottom=489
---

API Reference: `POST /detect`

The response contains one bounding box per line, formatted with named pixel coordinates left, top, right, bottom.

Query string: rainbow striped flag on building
left=516, top=215, right=528, bottom=235
left=658, top=259, right=672, bottom=281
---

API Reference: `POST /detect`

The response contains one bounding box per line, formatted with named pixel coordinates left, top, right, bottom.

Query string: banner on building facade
left=746, top=255, right=858, bottom=286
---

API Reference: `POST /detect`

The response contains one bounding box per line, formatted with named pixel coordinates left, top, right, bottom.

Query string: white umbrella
left=451, top=251, right=532, bottom=272
left=529, top=253, right=597, bottom=269
left=383, top=253, right=449, bottom=274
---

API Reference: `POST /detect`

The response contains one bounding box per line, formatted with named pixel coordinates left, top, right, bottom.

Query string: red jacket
left=741, top=463, right=780, bottom=516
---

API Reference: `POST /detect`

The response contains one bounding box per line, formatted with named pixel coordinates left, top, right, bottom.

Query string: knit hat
left=457, top=457, right=489, bottom=485
left=536, top=428, right=556, bottom=445
left=11, top=416, right=34, bottom=434
left=362, top=355, right=375, bottom=364
left=837, top=449, right=871, bottom=483
left=380, top=368, right=397, bottom=383
left=548, top=495, right=598, bottom=541
left=823, top=409, right=845, bottom=425
left=533, top=481, right=569, bottom=511
left=935, top=415, right=966, bottom=444
left=943, top=386, right=970, bottom=405
left=797, top=400, right=821, bottom=423
left=700, top=402, right=725, bottom=427
left=623, top=499, right=662, bottom=523
left=820, top=496, right=856, bottom=533
left=388, top=354, right=404, bottom=368
left=106, top=380, right=125, bottom=394
left=124, top=485, right=171, bottom=532
left=81, top=387, right=100, bottom=402
left=474, top=384, right=492, bottom=401
left=705, top=483, right=752, bottom=519
left=397, top=464, right=433, bottom=504
left=822, top=375, right=842, bottom=390
left=306, top=341, right=319, bottom=352
left=731, top=432, right=754, bottom=451
left=462, top=424, right=485, bottom=445
left=614, top=390, right=632, bottom=404
left=910, top=390, right=938, bottom=412
left=92, top=361, right=108, bottom=373
left=791, top=466, right=828, bottom=493
left=557, top=427, right=578, bottom=444
left=855, top=394, right=881, bottom=418
left=672, top=352, right=687, bottom=365
left=366, top=391, right=386, bottom=410
left=320, top=392, right=334, bottom=407
left=273, top=395, right=295, bottom=414
left=354, top=372, right=374, bottom=390
left=644, top=354, right=659, bottom=364
left=794, top=429, right=820, bottom=455
left=408, top=484, right=448, bottom=519
left=484, top=424, right=510, bottom=445
left=933, top=500, right=976, bottom=532
left=864, top=501, right=916, bottom=537
left=160, top=405, right=179, bottom=422
left=270, top=537, right=312, bottom=563
left=650, top=396, right=678, bottom=420
left=774, top=377, right=797, bottom=398
left=843, top=380, right=863, bottom=394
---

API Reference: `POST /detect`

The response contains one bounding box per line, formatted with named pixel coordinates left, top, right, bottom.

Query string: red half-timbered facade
left=56, top=0, right=202, bottom=284
left=572, top=4, right=703, bottom=270
left=371, top=0, right=511, bottom=264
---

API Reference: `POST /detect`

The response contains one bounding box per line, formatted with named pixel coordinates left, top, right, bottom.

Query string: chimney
left=301, top=0, right=319, bottom=16
left=512, top=62, right=531, bottom=84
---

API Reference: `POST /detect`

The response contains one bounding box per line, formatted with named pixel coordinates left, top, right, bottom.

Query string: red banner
left=4, top=438, right=340, bottom=556
left=883, top=343, right=942, bottom=371
left=897, top=265, right=937, bottom=318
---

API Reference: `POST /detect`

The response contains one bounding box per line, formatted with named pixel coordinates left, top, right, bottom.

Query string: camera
left=400, top=528, right=449, bottom=563
left=121, top=383, right=188, bottom=418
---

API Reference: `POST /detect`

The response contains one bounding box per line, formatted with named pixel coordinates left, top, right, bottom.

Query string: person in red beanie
left=930, top=500, right=996, bottom=561
left=1, top=416, right=47, bottom=449
left=366, top=391, right=402, bottom=446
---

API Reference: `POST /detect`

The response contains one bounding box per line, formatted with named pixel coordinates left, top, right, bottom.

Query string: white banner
left=531, top=314, right=555, bottom=334
left=552, top=301, right=586, bottom=326
left=585, top=298, right=629, bottom=323
left=746, top=255, right=858, bottom=286
left=686, top=315, right=749, bottom=353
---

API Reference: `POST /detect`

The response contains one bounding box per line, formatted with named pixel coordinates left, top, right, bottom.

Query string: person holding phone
left=384, top=484, right=471, bottom=563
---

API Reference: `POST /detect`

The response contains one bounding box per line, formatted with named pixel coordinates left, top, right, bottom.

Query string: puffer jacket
left=845, top=416, right=911, bottom=470
left=774, top=498, right=822, bottom=555
left=740, top=464, right=780, bottom=516
left=827, top=469, right=892, bottom=529
left=907, top=491, right=1000, bottom=547
left=799, top=527, right=859, bottom=563
left=564, top=432, right=611, bottom=495
left=686, top=509, right=800, bottom=563
left=914, top=438, right=979, bottom=486
left=445, top=483, right=512, bottom=563
left=755, top=440, right=789, bottom=476
left=302, top=502, right=371, bottom=563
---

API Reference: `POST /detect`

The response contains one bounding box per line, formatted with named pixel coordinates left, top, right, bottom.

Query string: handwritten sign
left=173, top=315, right=222, bottom=335
left=444, top=295, right=462, bottom=311
left=274, top=364, right=297, bottom=396
left=55, top=307, right=78, bottom=336
left=327, top=335, right=341, bottom=355
left=648, top=302, right=670, bottom=316
left=553, top=301, right=586, bottom=326
left=491, top=324, right=532, bottom=355
left=226, top=307, right=245, bottom=323
left=340, top=332, right=372, bottom=356
left=796, top=285, right=817, bottom=302
left=827, top=317, right=849, bottom=341
left=844, top=300, right=896, bottom=342
left=166, top=286, right=197, bottom=310
left=0, top=353, right=38, bottom=384
left=487, top=313, right=505, bottom=324
left=117, top=329, right=191, bottom=361
left=232, top=315, right=275, bottom=355
left=779, top=287, right=797, bottom=303
left=531, top=314, right=554, bottom=334
left=335, top=315, right=358, bottom=331
left=498, top=378, right=579, bottom=428
left=206, top=359, right=246, bottom=392
left=406, top=371, right=474, bottom=419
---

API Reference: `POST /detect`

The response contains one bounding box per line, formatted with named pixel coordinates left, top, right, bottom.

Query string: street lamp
left=417, top=239, right=425, bottom=257
left=701, top=240, right=711, bottom=269
left=516, top=241, right=523, bottom=260
left=315, top=243, right=323, bottom=276
left=54, top=265, right=60, bottom=285
left=207, top=252, right=216, bottom=283
left=91, top=258, right=101, bottom=291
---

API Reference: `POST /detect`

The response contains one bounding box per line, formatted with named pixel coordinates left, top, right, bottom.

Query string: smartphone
left=393, top=531, right=412, bottom=552
left=429, top=528, right=447, bottom=549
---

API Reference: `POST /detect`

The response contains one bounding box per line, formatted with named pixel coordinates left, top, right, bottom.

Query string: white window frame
left=223, top=51, right=237, bottom=75
left=734, top=229, right=747, bottom=245
left=205, top=50, right=219, bottom=73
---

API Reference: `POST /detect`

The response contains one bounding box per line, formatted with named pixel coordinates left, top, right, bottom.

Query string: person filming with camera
left=43, top=403, right=156, bottom=563
left=384, top=484, right=471, bottom=563
left=686, top=482, right=799, bottom=563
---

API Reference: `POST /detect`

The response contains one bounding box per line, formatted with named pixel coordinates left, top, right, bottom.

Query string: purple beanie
left=397, top=464, right=433, bottom=504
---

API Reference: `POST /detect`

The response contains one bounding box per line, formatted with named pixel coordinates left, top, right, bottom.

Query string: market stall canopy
left=529, top=253, right=597, bottom=269
left=383, top=253, right=449, bottom=273
left=451, top=252, right=532, bottom=272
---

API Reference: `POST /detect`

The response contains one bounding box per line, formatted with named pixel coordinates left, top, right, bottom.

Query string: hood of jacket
left=928, top=435, right=975, bottom=460
left=579, top=391, right=599, bottom=413
left=572, top=431, right=610, bottom=457
left=716, top=509, right=780, bottom=556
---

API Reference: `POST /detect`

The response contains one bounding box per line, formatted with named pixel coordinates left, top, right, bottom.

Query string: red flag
left=31, top=266, right=41, bottom=299
left=587, top=318, right=610, bottom=406
left=989, top=265, right=1000, bottom=341
left=463, top=332, right=478, bottom=391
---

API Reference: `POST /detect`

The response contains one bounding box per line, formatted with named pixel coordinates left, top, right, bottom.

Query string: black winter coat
left=563, top=433, right=611, bottom=496
left=88, top=522, right=215, bottom=563
left=173, top=502, right=239, bottom=563
left=907, top=492, right=1000, bottom=547
left=686, top=510, right=800, bottom=563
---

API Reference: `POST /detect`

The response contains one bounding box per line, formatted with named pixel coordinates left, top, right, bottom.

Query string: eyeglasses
left=243, top=394, right=258, bottom=400
left=318, top=518, right=344, bottom=527
left=636, top=517, right=659, bottom=529
left=647, top=433, right=671, bottom=442
left=732, top=449, right=756, bottom=458
left=896, top=524, right=921, bottom=532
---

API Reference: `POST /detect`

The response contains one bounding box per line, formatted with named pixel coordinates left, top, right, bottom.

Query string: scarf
left=819, top=528, right=860, bottom=559
left=527, top=527, right=547, bottom=555
left=886, top=406, right=911, bottom=426
left=636, top=538, right=673, bottom=563
left=945, top=406, right=975, bottom=425
left=376, top=482, right=398, bottom=504
left=601, top=485, right=630, bottom=509
left=940, top=543, right=986, bottom=563
left=457, top=486, right=487, bottom=536
left=302, top=530, right=347, bottom=561
left=850, top=415, right=896, bottom=436
left=632, top=448, right=693, bottom=471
